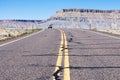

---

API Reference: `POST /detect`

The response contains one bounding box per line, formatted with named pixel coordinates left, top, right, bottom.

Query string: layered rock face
left=0, top=20, right=44, bottom=29
left=50, top=9, right=120, bottom=30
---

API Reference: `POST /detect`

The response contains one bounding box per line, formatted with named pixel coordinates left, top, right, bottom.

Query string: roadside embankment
left=98, top=30, right=120, bottom=35
left=0, top=28, right=41, bottom=41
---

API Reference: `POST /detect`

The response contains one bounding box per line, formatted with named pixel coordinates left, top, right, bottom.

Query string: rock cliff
left=50, top=9, right=120, bottom=30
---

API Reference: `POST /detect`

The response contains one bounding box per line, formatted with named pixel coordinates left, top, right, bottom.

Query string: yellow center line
left=53, top=29, right=70, bottom=80
left=53, top=30, right=64, bottom=80
left=63, top=30, right=70, bottom=80
left=55, top=30, right=64, bottom=72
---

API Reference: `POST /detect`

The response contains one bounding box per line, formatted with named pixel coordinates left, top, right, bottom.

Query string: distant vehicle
left=48, top=26, right=52, bottom=29
left=48, top=24, right=53, bottom=29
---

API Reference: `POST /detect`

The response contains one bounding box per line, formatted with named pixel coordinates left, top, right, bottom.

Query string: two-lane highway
left=0, top=28, right=120, bottom=80
left=0, top=29, right=61, bottom=80
left=53, top=30, right=70, bottom=80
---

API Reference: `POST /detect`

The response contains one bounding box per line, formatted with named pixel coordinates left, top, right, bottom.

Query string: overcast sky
left=0, top=0, right=120, bottom=20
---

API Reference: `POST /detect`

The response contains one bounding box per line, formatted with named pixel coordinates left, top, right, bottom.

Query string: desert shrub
left=91, top=28, right=97, bottom=31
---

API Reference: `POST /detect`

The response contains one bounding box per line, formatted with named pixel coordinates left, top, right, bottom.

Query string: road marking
left=53, top=30, right=64, bottom=80
left=63, top=30, right=70, bottom=80
left=53, top=29, right=70, bottom=80
left=0, top=29, right=44, bottom=47
left=55, top=30, right=64, bottom=72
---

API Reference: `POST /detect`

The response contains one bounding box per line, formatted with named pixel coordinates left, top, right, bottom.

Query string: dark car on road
left=48, top=24, right=53, bottom=29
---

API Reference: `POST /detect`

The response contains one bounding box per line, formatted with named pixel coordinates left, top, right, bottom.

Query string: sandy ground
left=99, top=30, right=120, bottom=35
left=0, top=28, right=32, bottom=40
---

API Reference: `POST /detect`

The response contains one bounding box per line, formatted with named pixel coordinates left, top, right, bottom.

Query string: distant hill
left=49, top=9, right=120, bottom=30
left=1, top=9, right=120, bottom=30
left=0, top=20, right=45, bottom=29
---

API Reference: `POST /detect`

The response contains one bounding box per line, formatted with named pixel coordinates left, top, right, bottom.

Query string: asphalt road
left=0, top=28, right=120, bottom=80
left=0, top=29, right=61, bottom=80
left=65, top=29, right=120, bottom=80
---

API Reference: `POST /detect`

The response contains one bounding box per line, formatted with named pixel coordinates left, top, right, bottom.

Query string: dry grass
left=0, top=28, right=41, bottom=42
left=99, top=30, right=120, bottom=35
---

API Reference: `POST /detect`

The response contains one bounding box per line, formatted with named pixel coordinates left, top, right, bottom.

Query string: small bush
left=8, top=34, right=12, bottom=37
left=91, top=28, right=97, bottom=31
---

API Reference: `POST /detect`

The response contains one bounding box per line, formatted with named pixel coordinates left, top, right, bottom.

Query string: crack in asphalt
left=53, top=66, right=63, bottom=80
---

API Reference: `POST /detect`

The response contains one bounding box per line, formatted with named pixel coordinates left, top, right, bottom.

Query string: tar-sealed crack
left=68, top=37, right=73, bottom=42
left=53, top=66, right=63, bottom=80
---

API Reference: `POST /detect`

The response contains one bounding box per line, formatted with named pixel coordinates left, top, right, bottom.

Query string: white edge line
left=0, top=29, right=44, bottom=47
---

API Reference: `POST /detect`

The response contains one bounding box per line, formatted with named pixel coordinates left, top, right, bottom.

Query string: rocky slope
left=49, top=9, right=120, bottom=30
left=0, top=20, right=45, bottom=29
left=1, top=9, right=120, bottom=30
left=0, top=20, right=43, bottom=40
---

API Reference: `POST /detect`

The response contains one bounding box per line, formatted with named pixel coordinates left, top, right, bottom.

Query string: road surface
left=0, top=28, right=120, bottom=80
